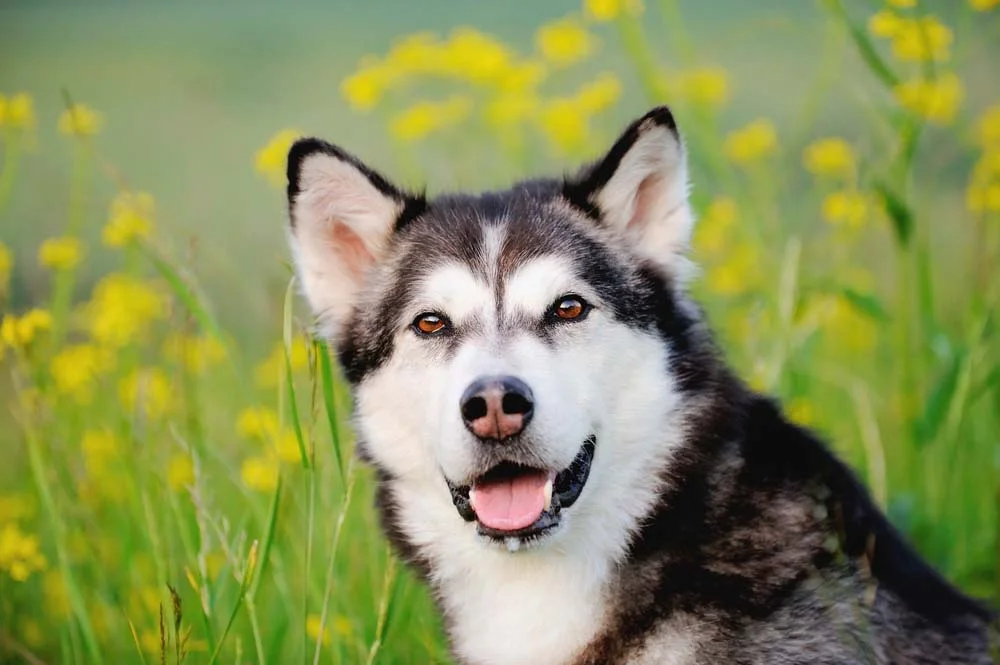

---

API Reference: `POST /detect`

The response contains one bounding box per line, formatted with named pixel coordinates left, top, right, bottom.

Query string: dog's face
left=287, top=108, right=702, bottom=559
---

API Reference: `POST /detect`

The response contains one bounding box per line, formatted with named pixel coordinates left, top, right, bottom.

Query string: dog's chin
left=445, top=436, right=596, bottom=551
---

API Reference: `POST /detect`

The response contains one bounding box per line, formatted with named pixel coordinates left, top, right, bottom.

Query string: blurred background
left=1, top=0, right=998, bottom=662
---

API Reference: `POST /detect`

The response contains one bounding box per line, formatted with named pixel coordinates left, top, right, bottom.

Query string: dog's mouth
left=447, top=436, right=596, bottom=546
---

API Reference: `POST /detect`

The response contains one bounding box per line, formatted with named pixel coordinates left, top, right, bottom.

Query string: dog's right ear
left=286, top=139, right=423, bottom=339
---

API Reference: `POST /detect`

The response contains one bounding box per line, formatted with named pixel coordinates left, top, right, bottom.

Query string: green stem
left=50, top=140, right=91, bottom=349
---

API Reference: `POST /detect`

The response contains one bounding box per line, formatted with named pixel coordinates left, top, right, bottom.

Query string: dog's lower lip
left=445, top=436, right=596, bottom=542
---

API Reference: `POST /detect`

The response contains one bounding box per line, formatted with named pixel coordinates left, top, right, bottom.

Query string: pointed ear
left=286, top=138, right=424, bottom=338
left=563, top=107, right=693, bottom=277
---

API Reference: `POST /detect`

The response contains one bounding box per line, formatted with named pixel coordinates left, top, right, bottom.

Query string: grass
left=1, top=0, right=998, bottom=662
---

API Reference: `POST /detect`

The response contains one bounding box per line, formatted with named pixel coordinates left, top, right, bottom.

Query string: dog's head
left=286, top=107, right=708, bottom=560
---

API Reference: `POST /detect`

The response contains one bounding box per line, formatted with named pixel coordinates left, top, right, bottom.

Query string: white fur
left=593, top=123, right=694, bottom=279
left=288, top=151, right=402, bottom=339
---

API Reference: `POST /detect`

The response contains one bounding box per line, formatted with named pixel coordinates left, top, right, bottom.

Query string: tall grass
left=0, top=0, right=998, bottom=662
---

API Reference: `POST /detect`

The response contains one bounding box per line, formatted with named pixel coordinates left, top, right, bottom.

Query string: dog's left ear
left=564, top=106, right=692, bottom=276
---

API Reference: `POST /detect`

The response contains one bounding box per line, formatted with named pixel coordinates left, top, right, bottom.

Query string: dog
left=283, top=107, right=995, bottom=664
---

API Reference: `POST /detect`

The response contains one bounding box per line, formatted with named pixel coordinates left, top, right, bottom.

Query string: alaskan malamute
left=284, top=107, right=995, bottom=664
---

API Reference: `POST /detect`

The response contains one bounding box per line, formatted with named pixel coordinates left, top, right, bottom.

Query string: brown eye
left=413, top=313, right=449, bottom=336
left=552, top=296, right=589, bottom=321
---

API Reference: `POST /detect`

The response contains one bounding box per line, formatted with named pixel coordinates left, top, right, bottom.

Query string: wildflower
left=970, top=0, right=999, bottom=9
left=167, top=453, right=195, bottom=490
left=583, top=0, right=644, bottom=22
left=574, top=73, right=622, bottom=113
left=0, top=493, right=35, bottom=523
left=18, top=619, right=44, bottom=648
left=1, top=309, right=53, bottom=349
left=237, top=406, right=281, bottom=441
left=887, top=0, right=915, bottom=6
left=254, top=337, right=311, bottom=388
left=966, top=152, right=1000, bottom=214
left=37, top=236, right=84, bottom=271
left=536, top=16, right=595, bottom=68
left=307, top=614, right=332, bottom=645
left=706, top=244, right=759, bottom=296
left=241, top=455, right=279, bottom=493
left=341, top=63, right=391, bottom=111
left=50, top=344, right=115, bottom=402
left=119, top=367, right=173, bottom=420
left=0, top=241, right=12, bottom=295
left=84, top=273, right=166, bottom=347
left=868, top=10, right=901, bottom=38
left=2, top=92, right=35, bottom=129
left=822, top=190, right=869, bottom=230
left=255, top=129, right=302, bottom=186
left=694, top=197, right=738, bottom=255
left=43, top=571, right=72, bottom=618
left=786, top=398, right=815, bottom=426
left=808, top=294, right=878, bottom=352
left=389, top=96, right=472, bottom=143
left=494, top=60, right=547, bottom=93
left=162, top=332, right=226, bottom=373
left=975, top=104, right=1000, bottom=149
left=539, top=98, right=590, bottom=156
left=484, top=92, right=540, bottom=128
left=81, top=428, right=119, bottom=472
left=890, top=16, right=952, bottom=63
left=0, top=522, right=47, bottom=581
left=802, top=138, right=856, bottom=178
left=443, top=28, right=514, bottom=84
left=103, top=191, right=155, bottom=247
left=58, top=103, right=103, bottom=136
left=723, top=119, right=777, bottom=166
left=673, top=67, right=730, bottom=108
left=894, top=73, right=963, bottom=125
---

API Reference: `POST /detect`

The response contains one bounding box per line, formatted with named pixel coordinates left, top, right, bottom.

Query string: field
left=1, top=0, right=998, bottom=662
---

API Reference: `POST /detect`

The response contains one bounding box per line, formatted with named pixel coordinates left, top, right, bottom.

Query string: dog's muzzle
left=445, top=436, right=596, bottom=546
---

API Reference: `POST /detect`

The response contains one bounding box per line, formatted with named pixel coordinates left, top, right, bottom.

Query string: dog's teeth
left=469, top=487, right=477, bottom=511
left=505, top=537, right=521, bottom=553
left=543, top=476, right=554, bottom=511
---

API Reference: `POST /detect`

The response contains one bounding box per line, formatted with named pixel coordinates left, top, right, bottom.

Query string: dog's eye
left=550, top=295, right=589, bottom=322
left=413, top=312, right=449, bottom=336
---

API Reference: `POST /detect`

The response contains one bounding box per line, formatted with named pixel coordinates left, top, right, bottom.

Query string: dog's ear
left=563, top=106, right=692, bottom=277
left=286, top=138, right=422, bottom=339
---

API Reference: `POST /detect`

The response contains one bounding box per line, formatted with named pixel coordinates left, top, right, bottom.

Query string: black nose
left=460, top=375, right=534, bottom=442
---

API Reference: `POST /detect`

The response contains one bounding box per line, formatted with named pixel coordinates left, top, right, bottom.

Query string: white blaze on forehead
left=504, top=255, right=579, bottom=316
left=418, top=264, right=493, bottom=323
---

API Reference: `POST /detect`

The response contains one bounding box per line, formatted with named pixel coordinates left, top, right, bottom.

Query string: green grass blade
left=141, top=243, right=223, bottom=341
left=282, top=276, right=311, bottom=469
left=821, top=0, right=899, bottom=89
left=249, top=474, right=283, bottom=600
left=207, top=541, right=258, bottom=665
left=317, top=338, right=346, bottom=485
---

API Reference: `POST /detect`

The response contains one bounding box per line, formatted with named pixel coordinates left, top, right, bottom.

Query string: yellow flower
left=485, top=92, right=540, bottom=129
left=119, top=367, right=173, bottom=420
left=890, top=16, right=952, bottom=63
left=167, top=454, right=195, bottom=490
left=887, top=0, right=915, bottom=7
left=162, top=332, right=227, bottom=373
left=975, top=104, right=1000, bottom=149
left=0, top=522, right=47, bottom=582
left=786, top=398, right=815, bottom=426
left=3, top=92, right=35, bottom=129
left=307, top=614, right=332, bottom=645
left=536, top=16, right=595, bottom=68
left=822, top=190, right=869, bottom=230
left=574, top=73, right=622, bottom=113
left=255, top=129, right=303, bottom=186
left=673, top=67, right=730, bottom=108
left=0, top=241, right=12, bottom=294
left=237, top=406, right=281, bottom=441
left=694, top=196, right=738, bottom=255
left=808, top=294, right=877, bottom=352
left=494, top=60, right=548, bottom=93
left=103, top=191, right=155, bottom=247
left=583, top=0, right=644, bottom=22
left=18, top=618, right=44, bottom=648
left=58, top=103, right=103, bottom=136
left=43, top=570, right=71, bottom=618
left=254, top=337, right=310, bottom=388
left=706, top=244, right=759, bottom=296
left=84, top=273, right=166, bottom=347
left=241, top=455, right=279, bottom=493
left=82, top=428, right=119, bottom=472
left=0, top=493, right=36, bottom=523
left=723, top=119, right=777, bottom=165
left=894, top=73, right=963, bottom=125
left=802, top=138, right=856, bottom=178
left=341, top=63, right=391, bottom=111
left=539, top=98, right=590, bottom=156
left=443, top=28, right=515, bottom=84
left=389, top=96, right=472, bottom=143
left=1, top=309, right=53, bottom=349
left=970, top=0, right=999, bottom=9
left=966, top=152, right=1000, bottom=214
left=50, top=344, right=115, bottom=402
left=38, top=236, right=84, bottom=271
left=868, top=10, right=901, bottom=38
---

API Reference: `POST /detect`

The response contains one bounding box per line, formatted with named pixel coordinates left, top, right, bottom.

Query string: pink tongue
left=472, top=471, right=548, bottom=531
